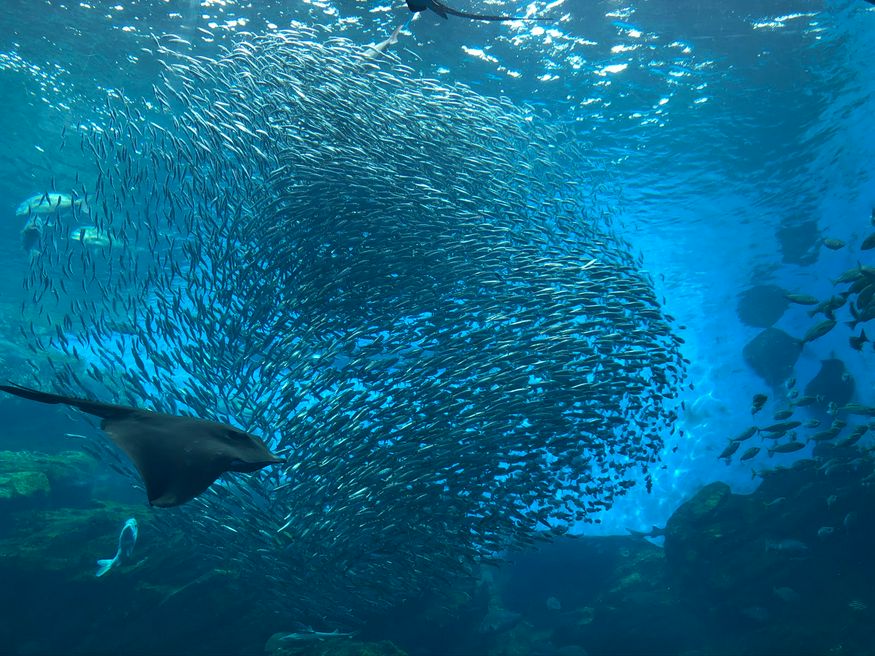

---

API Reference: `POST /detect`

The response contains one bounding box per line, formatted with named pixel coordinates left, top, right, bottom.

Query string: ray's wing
left=102, top=414, right=226, bottom=507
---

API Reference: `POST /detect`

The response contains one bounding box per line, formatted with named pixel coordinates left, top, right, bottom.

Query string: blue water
left=1, top=0, right=874, bottom=651
left=1, top=0, right=874, bottom=523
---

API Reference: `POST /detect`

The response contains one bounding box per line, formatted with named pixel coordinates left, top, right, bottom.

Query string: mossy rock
left=663, top=482, right=735, bottom=581
left=673, top=482, right=731, bottom=523
left=0, top=503, right=154, bottom=576
left=0, top=471, right=50, bottom=502
left=0, top=450, right=97, bottom=508
left=0, top=449, right=95, bottom=478
left=322, top=640, right=406, bottom=656
left=486, top=621, right=556, bottom=656
left=265, top=637, right=407, bottom=656
left=665, top=482, right=730, bottom=542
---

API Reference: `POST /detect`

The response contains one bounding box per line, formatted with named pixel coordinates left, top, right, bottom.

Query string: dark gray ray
left=736, top=284, right=790, bottom=328
left=777, top=217, right=820, bottom=266
left=742, top=328, right=802, bottom=387
left=0, top=383, right=282, bottom=507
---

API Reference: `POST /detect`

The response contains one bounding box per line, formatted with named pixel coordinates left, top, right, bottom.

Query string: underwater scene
left=0, top=0, right=874, bottom=654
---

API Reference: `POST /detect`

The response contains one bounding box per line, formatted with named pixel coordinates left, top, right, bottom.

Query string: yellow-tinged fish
left=69, top=225, right=110, bottom=247
left=16, top=192, right=89, bottom=216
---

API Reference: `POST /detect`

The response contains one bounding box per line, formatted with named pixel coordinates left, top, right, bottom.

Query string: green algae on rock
left=0, top=450, right=97, bottom=509
left=0, top=470, right=50, bottom=503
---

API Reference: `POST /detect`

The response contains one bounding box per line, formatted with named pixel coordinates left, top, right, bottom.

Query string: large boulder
left=0, top=450, right=96, bottom=512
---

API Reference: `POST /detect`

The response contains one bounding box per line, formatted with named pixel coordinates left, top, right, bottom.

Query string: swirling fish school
left=21, top=28, right=686, bottom=625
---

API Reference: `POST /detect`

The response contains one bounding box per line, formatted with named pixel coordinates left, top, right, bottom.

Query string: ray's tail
left=0, top=384, right=134, bottom=420
left=430, top=0, right=553, bottom=21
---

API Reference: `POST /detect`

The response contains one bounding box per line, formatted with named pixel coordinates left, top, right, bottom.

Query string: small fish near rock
left=265, top=628, right=355, bottom=651
left=96, top=517, right=138, bottom=577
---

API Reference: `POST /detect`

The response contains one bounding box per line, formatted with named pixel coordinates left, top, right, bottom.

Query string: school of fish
left=720, top=212, right=875, bottom=492
left=15, top=28, right=687, bottom=625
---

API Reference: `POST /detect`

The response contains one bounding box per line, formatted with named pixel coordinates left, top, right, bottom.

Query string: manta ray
left=0, top=383, right=283, bottom=507
left=405, top=0, right=549, bottom=21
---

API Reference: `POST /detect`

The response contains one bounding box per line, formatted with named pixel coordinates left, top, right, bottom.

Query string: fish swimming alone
left=96, top=517, right=138, bottom=577
left=405, top=0, right=548, bottom=21
left=265, top=628, right=356, bottom=649
left=362, top=21, right=407, bottom=60
left=0, top=384, right=283, bottom=507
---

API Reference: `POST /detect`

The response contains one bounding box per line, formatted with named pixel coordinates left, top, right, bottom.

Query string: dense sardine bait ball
left=21, top=28, right=686, bottom=624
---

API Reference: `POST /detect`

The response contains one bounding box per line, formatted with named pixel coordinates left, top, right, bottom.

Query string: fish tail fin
left=849, top=303, right=861, bottom=326
left=0, top=383, right=132, bottom=420
left=96, top=558, right=116, bottom=577
left=389, top=21, right=403, bottom=43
